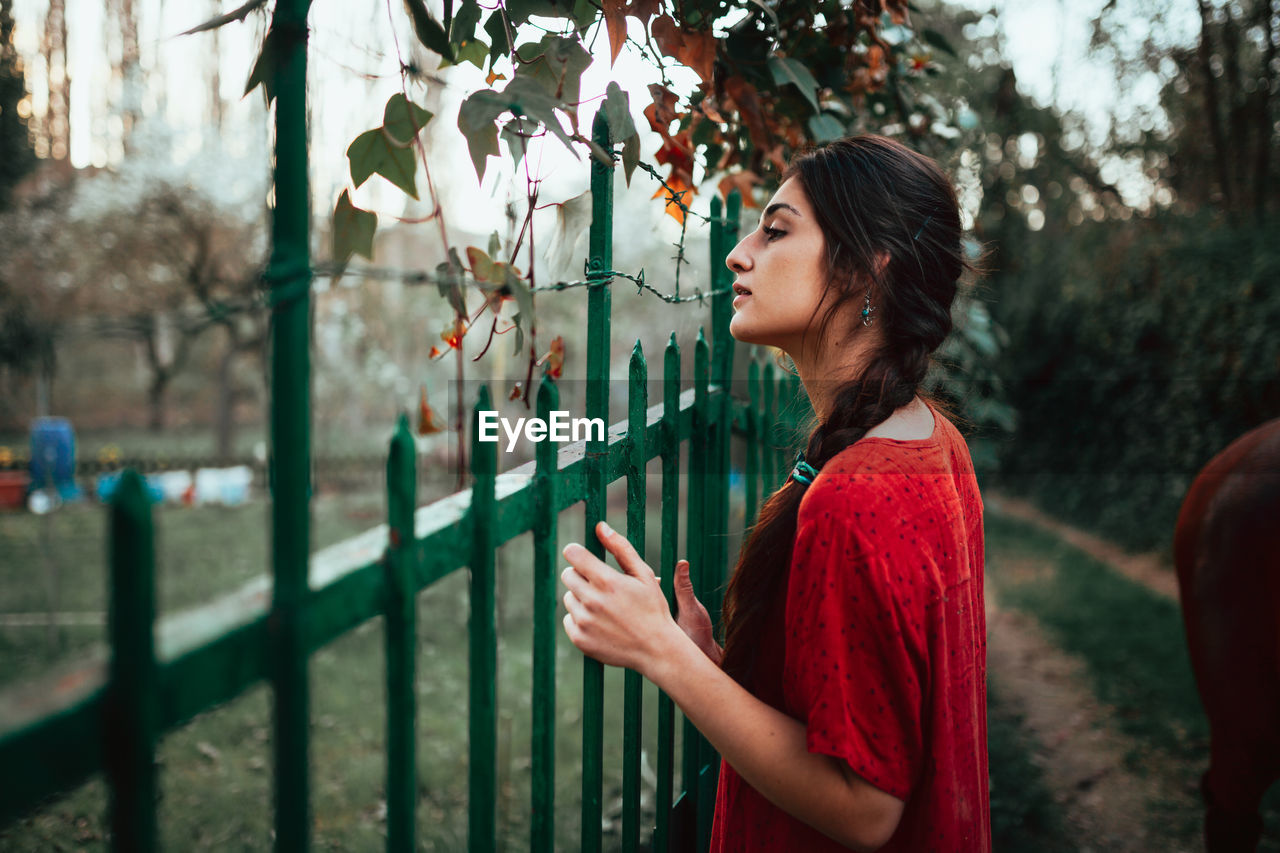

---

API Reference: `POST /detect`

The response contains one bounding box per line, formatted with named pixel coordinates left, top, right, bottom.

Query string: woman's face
left=724, top=177, right=836, bottom=356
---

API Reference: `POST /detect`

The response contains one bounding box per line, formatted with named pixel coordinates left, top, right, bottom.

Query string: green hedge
left=990, top=213, right=1280, bottom=552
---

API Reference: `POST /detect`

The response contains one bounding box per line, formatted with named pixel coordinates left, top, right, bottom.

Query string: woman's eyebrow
left=764, top=202, right=801, bottom=219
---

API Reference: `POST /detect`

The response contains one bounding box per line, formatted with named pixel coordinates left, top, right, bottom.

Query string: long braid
left=720, top=348, right=930, bottom=684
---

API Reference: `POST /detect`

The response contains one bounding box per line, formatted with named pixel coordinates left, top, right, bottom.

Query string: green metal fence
left=0, top=2, right=812, bottom=848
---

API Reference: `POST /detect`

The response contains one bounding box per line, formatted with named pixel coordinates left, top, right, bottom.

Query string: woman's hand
left=674, top=560, right=724, bottom=665
left=561, top=521, right=686, bottom=677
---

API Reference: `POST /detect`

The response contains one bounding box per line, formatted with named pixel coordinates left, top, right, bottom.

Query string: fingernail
left=599, top=520, right=614, bottom=537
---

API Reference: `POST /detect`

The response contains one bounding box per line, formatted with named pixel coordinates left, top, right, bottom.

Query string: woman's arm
left=561, top=522, right=905, bottom=852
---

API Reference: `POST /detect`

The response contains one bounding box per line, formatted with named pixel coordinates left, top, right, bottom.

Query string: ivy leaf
left=509, top=313, right=525, bottom=358
left=488, top=230, right=503, bottom=259
left=500, top=117, right=534, bottom=173
left=920, top=28, right=957, bottom=57
left=808, top=113, right=845, bottom=143
left=403, top=0, right=455, bottom=62
left=383, top=93, right=433, bottom=145
left=332, top=190, right=377, bottom=271
left=602, top=0, right=627, bottom=66
left=484, top=12, right=514, bottom=66
left=543, top=189, right=592, bottom=275
left=503, top=269, right=534, bottom=351
left=435, top=246, right=468, bottom=316
left=603, top=81, right=637, bottom=142
left=503, top=76, right=576, bottom=156
left=466, top=245, right=499, bottom=282
left=451, top=0, right=483, bottom=45
left=768, top=56, right=821, bottom=113
left=516, top=35, right=591, bottom=113
left=347, top=128, right=419, bottom=198
left=457, top=89, right=508, bottom=183
left=243, top=29, right=278, bottom=104
left=603, top=82, right=639, bottom=184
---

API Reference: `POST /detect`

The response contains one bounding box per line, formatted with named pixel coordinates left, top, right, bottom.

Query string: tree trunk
left=148, top=374, right=167, bottom=432
left=1254, top=0, right=1276, bottom=220
left=214, top=332, right=236, bottom=460
left=1197, top=0, right=1235, bottom=212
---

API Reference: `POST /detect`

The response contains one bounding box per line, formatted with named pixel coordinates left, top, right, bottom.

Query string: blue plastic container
left=29, top=417, right=82, bottom=501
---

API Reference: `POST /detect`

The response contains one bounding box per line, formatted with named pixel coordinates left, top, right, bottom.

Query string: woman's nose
left=725, top=237, right=751, bottom=273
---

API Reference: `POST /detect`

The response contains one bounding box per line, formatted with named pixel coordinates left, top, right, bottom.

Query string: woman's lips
left=732, top=292, right=750, bottom=307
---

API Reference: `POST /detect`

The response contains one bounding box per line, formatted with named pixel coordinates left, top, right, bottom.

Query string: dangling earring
left=861, top=288, right=875, bottom=327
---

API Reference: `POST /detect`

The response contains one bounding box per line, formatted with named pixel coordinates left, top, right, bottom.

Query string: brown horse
left=1175, top=417, right=1280, bottom=851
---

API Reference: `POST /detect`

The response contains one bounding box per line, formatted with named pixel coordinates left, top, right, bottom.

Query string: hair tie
left=790, top=450, right=819, bottom=486
left=913, top=215, right=933, bottom=241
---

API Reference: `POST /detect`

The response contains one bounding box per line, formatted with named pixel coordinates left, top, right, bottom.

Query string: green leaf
left=603, top=81, right=637, bottom=143
left=383, top=93, right=433, bottom=145
left=435, top=247, right=468, bottom=315
left=510, top=313, right=525, bottom=358
left=808, top=113, right=845, bottom=143
left=505, top=0, right=576, bottom=25
left=516, top=35, right=591, bottom=109
left=920, top=28, right=957, bottom=57
left=332, top=190, right=378, bottom=267
left=622, top=132, right=639, bottom=185
left=500, top=117, right=534, bottom=173
left=503, top=76, right=576, bottom=155
left=450, top=38, right=489, bottom=69
left=451, top=0, right=483, bottom=45
left=503, top=269, right=534, bottom=352
left=458, top=89, right=508, bottom=184
left=488, top=230, right=503, bottom=259
left=347, top=128, right=419, bottom=198
left=244, top=29, right=278, bottom=104
left=768, top=56, right=821, bottom=113
left=485, top=13, right=514, bottom=66
left=403, top=0, right=455, bottom=61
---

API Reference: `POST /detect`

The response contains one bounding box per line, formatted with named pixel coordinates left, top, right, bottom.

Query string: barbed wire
left=310, top=263, right=733, bottom=304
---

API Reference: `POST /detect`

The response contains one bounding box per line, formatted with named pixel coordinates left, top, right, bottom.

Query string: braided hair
left=719, top=135, right=972, bottom=685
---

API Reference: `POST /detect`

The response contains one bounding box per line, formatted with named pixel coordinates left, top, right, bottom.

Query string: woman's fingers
left=594, top=521, right=657, bottom=581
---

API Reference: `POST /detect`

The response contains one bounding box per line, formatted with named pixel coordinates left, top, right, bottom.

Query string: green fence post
left=582, top=108, right=614, bottom=853
left=684, top=328, right=711, bottom=850
left=264, top=0, right=314, bottom=849
left=745, top=356, right=760, bottom=528
left=469, top=386, right=498, bottom=853
left=532, top=377, right=560, bottom=853
left=762, top=360, right=777, bottom=491
left=623, top=340, right=648, bottom=853
left=385, top=415, right=417, bottom=853
left=105, top=469, right=158, bottom=853
left=653, top=333, right=681, bottom=853
left=709, top=191, right=741, bottom=630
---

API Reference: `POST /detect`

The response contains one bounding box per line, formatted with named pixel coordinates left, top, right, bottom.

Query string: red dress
left=710, top=405, right=990, bottom=852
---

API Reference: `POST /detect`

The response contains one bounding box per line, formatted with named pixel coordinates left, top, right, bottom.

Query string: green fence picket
left=106, top=469, right=158, bottom=853
left=623, top=340, right=648, bottom=852
left=264, top=0, right=315, bottom=849
left=581, top=108, right=615, bottom=853
left=532, top=377, right=560, bottom=853
left=654, top=332, right=681, bottom=852
left=746, top=357, right=761, bottom=528
left=469, top=387, right=498, bottom=853
left=385, top=414, right=418, bottom=853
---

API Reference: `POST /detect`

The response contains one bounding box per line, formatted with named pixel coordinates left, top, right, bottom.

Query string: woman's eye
left=763, top=225, right=785, bottom=242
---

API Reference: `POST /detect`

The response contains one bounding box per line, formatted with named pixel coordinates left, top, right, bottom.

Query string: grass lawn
left=985, top=510, right=1280, bottom=850
left=0, top=492, right=690, bottom=850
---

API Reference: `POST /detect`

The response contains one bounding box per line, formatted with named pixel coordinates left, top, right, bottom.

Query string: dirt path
left=983, top=503, right=1202, bottom=851
left=985, top=492, right=1180, bottom=601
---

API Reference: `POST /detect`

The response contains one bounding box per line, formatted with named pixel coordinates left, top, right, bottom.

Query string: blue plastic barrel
left=29, top=417, right=82, bottom=500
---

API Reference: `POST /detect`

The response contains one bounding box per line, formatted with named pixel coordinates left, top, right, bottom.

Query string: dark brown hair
left=719, top=135, right=972, bottom=684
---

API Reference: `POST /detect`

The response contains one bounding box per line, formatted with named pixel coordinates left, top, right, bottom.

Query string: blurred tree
left=66, top=164, right=269, bottom=448
left=0, top=0, right=36, bottom=208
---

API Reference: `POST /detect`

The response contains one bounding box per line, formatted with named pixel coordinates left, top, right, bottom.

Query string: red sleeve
left=781, top=487, right=927, bottom=802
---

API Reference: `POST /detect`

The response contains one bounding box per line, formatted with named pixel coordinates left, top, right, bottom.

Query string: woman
left=560, top=135, right=989, bottom=852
